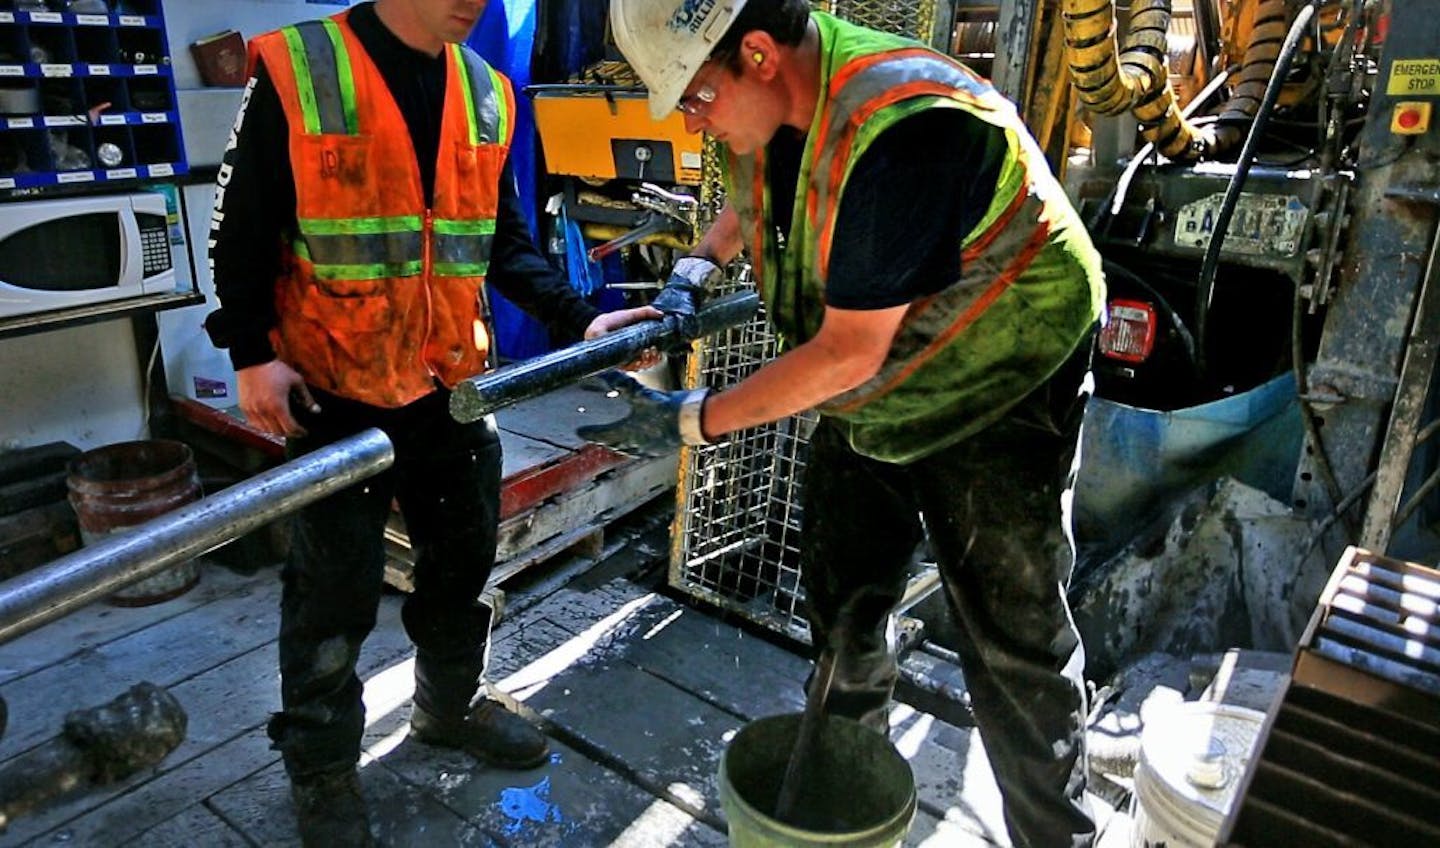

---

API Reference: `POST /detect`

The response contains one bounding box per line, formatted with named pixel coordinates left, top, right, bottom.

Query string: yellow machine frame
left=531, top=89, right=704, bottom=186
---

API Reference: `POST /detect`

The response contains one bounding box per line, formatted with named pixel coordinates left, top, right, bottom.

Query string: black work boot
left=290, top=768, right=375, bottom=848
left=410, top=698, right=550, bottom=769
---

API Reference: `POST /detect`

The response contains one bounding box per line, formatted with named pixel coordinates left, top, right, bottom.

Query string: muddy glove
left=575, top=372, right=710, bottom=458
left=651, top=256, right=722, bottom=340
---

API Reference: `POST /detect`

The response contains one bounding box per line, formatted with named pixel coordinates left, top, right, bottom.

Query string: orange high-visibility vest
left=249, top=10, right=515, bottom=408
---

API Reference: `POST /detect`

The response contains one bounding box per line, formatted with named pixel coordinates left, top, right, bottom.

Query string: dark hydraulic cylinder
left=0, top=428, right=395, bottom=645
left=450, top=290, right=761, bottom=423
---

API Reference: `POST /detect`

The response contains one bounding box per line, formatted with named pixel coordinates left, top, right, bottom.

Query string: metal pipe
left=1191, top=0, right=1222, bottom=81
left=450, top=290, right=761, bottom=422
left=587, top=214, right=679, bottom=263
left=0, top=428, right=394, bottom=645
left=1363, top=223, right=1440, bottom=550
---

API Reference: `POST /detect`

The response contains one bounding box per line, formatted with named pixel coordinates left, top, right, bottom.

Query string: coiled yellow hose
left=1200, top=0, right=1289, bottom=156
left=1063, top=0, right=1291, bottom=161
left=1063, top=0, right=1169, bottom=112
left=1063, top=0, right=1199, bottom=158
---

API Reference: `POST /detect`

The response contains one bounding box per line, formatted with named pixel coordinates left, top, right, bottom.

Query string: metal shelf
left=6, top=109, right=176, bottom=128
left=0, top=290, right=204, bottom=340
left=0, top=159, right=183, bottom=190
left=0, top=0, right=186, bottom=194
left=0, top=61, right=174, bottom=78
left=0, top=10, right=163, bottom=29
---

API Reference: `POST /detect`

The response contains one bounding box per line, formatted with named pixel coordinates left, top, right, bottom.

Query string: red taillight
left=1099, top=299, right=1157, bottom=364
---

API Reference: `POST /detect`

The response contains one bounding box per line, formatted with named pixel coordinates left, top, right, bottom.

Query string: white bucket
left=1131, top=701, right=1266, bottom=848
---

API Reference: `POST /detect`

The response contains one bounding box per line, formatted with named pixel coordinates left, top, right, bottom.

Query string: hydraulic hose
left=1062, top=0, right=1201, bottom=157
left=1096, top=69, right=1233, bottom=227
left=1199, top=0, right=1291, bottom=158
left=1063, top=0, right=1171, bottom=114
left=1063, top=0, right=1294, bottom=161
left=1194, top=1, right=1320, bottom=374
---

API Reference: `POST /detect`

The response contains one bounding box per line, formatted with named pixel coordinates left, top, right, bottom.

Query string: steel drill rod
left=0, top=428, right=394, bottom=645
left=775, top=648, right=837, bottom=823
left=450, top=290, right=760, bottom=423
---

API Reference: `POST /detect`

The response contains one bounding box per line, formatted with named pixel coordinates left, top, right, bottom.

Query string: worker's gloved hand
left=651, top=256, right=721, bottom=340
left=576, top=371, right=710, bottom=458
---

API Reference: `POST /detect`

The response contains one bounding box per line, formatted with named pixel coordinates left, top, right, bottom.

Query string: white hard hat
left=610, top=0, right=749, bottom=120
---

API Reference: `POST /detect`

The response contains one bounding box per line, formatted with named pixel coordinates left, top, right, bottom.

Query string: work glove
left=575, top=371, right=710, bottom=458
left=651, top=256, right=722, bottom=340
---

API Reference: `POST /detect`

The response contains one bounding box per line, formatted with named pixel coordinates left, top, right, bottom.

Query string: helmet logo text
left=668, top=0, right=720, bottom=35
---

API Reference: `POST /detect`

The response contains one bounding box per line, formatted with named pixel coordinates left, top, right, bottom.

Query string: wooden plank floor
left=0, top=550, right=1134, bottom=847
left=0, top=376, right=1132, bottom=846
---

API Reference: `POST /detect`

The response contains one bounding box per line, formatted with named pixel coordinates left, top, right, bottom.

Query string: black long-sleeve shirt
left=207, top=1, right=598, bottom=371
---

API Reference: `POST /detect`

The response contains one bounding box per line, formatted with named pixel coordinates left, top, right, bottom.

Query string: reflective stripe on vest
left=292, top=215, right=424, bottom=281
left=433, top=217, right=497, bottom=277
left=280, top=22, right=506, bottom=281
left=456, top=47, right=508, bottom=145
left=808, top=49, right=1001, bottom=270
left=281, top=20, right=357, bottom=135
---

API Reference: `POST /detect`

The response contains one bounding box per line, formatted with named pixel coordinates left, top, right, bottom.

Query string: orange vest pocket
left=295, top=134, right=379, bottom=218
left=297, top=277, right=394, bottom=334
left=449, top=141, right=507, bottom=218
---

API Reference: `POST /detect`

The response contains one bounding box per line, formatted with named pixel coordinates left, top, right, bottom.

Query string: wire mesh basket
left=667, top=4, right=944, bottom=639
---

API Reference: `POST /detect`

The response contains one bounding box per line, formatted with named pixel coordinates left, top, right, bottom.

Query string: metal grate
left=1308, top=549, right=1440, bottom=697
left=815, top=0, right=938, bottom=41
left=668, top=5, right=937, bottom=639
left=1221, top=547, right=1440, bottom=846
left=668, top=132, right=816, bottom=638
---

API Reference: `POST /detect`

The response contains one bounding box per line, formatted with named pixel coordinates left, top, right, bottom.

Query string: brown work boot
left=290, top=768, right=374, bottom=848
left=410, top=698, right=550, bottom=769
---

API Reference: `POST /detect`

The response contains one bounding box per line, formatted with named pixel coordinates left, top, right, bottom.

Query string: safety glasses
left=676, top=83, right=718, bottom=116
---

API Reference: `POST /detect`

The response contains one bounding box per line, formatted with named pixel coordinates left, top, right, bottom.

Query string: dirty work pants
left=268, top=387, right=503, bottom=780
left=801, top=347, right=1094, bottom=848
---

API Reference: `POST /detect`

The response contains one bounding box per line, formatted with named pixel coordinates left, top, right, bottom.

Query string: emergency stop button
left=1392, top=101, right=1432, bottom=135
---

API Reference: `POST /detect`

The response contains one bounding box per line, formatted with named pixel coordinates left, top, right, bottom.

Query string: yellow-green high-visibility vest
left=726, top=12, right=1104, bottom=463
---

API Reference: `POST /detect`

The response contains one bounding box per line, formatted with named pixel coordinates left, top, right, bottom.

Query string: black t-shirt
left=764, top=108, right=1008, bottom=310
left=208, top=1, right=598, bottom=370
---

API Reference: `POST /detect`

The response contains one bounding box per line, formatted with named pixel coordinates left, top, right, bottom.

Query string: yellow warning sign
left=1388, top=59, right=1440, bottom=96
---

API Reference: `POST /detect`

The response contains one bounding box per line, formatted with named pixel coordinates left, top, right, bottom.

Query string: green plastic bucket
left=719, top=713, right=916, bottom=848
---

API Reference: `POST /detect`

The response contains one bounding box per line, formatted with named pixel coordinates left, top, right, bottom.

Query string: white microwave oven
left=0, top=191, right=177, bottom=319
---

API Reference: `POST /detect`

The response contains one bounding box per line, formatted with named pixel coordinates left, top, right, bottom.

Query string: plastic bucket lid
left=1133, top=701, right=1266, bottom=847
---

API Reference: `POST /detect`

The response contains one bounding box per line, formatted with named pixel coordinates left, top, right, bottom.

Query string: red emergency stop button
left=1392, top=101, right=1432, bottom=135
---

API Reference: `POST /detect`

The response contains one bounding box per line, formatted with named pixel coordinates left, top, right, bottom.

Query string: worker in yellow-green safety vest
left=581, top=2, right=1105, bottom=846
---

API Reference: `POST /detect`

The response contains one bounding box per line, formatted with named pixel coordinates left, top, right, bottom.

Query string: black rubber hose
left=1194, top=1, right=1320, bottom=375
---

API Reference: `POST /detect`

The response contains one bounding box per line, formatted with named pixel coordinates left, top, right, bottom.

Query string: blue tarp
left=468, top=0, right=552, bottom=360
left=1073, top=372, right=1305, bottom=565
left=468, top=1, right=641, bottom=358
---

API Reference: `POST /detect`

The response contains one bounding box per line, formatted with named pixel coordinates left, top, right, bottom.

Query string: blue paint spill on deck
left=498, top=776, right=565, bottom=835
